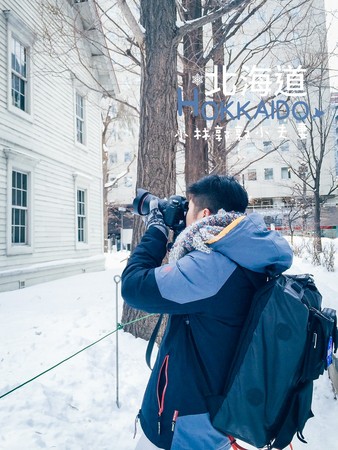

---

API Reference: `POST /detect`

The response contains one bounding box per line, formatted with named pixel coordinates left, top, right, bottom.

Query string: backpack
left=207, top=273, right=338, bottom=450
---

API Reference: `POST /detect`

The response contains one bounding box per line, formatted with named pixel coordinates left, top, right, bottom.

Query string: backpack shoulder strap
left=240, top=266, right=268, bottom=290
left=145, top=314, right=163, bottom=370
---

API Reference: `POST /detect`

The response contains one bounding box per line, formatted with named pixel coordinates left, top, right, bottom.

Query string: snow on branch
left=116, top=0, right=144, bottom=48
left=105, top=154, right=136, bottom=190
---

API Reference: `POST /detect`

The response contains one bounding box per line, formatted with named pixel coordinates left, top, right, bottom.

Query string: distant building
left=331, top=92, right=338, bottom=177
left=105, top=93, right=138, bottom=207
left=0, top=0, right=118, bottom=291
left=222, top=0, right=337, bottom=235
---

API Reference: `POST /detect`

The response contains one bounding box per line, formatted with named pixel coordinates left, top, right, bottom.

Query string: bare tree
left=284, top=20, right=338, bottom=251
left=179, top=0, right=312, bottom=186
left=281, top=189, right=313, bottom=245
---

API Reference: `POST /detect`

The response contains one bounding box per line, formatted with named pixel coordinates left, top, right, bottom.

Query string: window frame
left=280, top=142, right=290, bottom=152
left=109, top=176, right=118, bottom=188
left=73, top=172, right=91, bottom=249
left=5, top=148, right=39, bottom=255
left=264, top=168, right=274, bottom=181
left=76, top=188, right=87, bottom=244
left=75, top=91, right=87, bottom=147
left=11, top=170, right=29, bottom=245
left=109, top=152, right=118, bottom=164
left=124, top=151, right=132, bottom=163
left=124, top=176, right=133, bottom=187
left=263, top=141, right=273, bottom=153
left=5, top=11, right=35, bottom=121
left=247, top=169, right=257, bottom=181
left=11, top=37, right=29, bottom=112
left=281, top=167, right=291, bottom=180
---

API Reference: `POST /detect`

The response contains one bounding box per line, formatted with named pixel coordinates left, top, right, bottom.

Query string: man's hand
left=143, top=198, right=168, bottom=238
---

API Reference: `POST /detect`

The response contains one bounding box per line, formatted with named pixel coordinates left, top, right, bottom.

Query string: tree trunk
left=313, top=188, right=322, bottom=253
left=210, top=15, right=228, bottom=175
left=182, top=0, right=208, bottom=188
left=122, top=0, right=178, bottom=339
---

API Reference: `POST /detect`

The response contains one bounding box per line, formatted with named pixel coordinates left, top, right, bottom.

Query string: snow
left=0, top=245, right=337, bottom=450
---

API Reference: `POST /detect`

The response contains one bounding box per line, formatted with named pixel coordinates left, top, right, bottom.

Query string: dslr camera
left=132, top=188, right=188, bottom=231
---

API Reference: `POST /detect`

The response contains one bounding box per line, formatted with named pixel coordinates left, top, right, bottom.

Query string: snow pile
left=0, top=247, right=337, bottom=450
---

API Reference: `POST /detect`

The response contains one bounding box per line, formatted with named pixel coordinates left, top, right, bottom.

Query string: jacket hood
left=208, top=213, right=293, bottom=275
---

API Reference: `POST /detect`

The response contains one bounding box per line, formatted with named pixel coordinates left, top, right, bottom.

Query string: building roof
left=72, top=0, right=120, bottom=97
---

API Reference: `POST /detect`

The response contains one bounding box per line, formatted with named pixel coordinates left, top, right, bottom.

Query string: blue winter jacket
left=122, top=213, right=293, bottom=450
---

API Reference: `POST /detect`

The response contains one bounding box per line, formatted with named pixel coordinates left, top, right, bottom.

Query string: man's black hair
left=187, top=174, right=248, bottom=213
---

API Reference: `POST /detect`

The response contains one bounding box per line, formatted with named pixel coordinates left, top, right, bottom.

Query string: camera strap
left=145, top=314, right=163, bottom=370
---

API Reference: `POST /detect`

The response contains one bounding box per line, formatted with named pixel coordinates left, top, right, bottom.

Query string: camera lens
left=133, top=189, right=154, bottom=216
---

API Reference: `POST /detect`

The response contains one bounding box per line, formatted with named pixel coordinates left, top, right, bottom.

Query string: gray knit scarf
left=169, top=209, right=245, bottom=262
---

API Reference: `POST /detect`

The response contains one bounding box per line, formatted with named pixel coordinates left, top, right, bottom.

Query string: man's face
left=185, top=198, right=206, bottom=227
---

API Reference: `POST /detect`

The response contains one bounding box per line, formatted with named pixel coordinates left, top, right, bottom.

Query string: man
left=122, top=175, right=293, bottom=450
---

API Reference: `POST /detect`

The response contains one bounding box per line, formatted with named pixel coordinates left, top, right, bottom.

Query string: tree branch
left=175, top=0, right=252, bottom=44
left=106, top=154, right=137, bottom=190
left=116, top=0, right=145, bottom=48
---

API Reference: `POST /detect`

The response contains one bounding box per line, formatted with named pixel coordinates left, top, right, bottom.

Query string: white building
left=331, top=93, right=338, bottom=177
left=0, top=0, right=118, bottom=291
left=217, top=0, right=336, bottom=214
left=105, top=79, right=139, bottom=206
left=106, top=132, right=137, bottom=206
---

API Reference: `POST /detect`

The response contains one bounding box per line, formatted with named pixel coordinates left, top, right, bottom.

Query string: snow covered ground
left=0, top=243, right=337, bottom=450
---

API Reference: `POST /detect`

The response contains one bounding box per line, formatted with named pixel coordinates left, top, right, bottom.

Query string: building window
left=247, top=169, right=257, bottom=181
left=124, top=151, right=132, bottom=162
left=76, top=93, right=86, bottom=145
left=281, top=167, right=291, bottom=180
left=11, top=37, right=28, bottom=112
left=245, top=142, right=256, bottom=154
left=5, top=148, right=38, bottom=255
left=264, top=168, right=274, bottom=180
left=297, top=139, right=306, bottom=150
left=11, top=170, right=28, bottom=244
left=77, top=189, right=87, bottom=242
left=109, top=176, right=118, bottom=188
left=5, top=11, right=35, bottom=119
left=124, top=176, right=133, bottom=187
left=263, top=141, right=273, bottom=152
left=109, top=152, right=117, bottom=164
left=280, top=142, right=289, bottom=152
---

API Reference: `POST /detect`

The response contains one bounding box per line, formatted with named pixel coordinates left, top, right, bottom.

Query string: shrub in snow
left=293, top=239, right=306, bottom=258
left=321, top=241, right=335, bottom=272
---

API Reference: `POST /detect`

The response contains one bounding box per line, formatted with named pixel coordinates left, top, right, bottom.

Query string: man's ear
left=202, top=208, right=212, bottom=218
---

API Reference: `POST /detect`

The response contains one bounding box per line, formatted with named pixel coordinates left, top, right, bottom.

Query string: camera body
left=132, top=188, right=188, bottom=230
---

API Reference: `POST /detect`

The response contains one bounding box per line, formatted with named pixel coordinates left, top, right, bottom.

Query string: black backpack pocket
left=273, top=381, right=314, bottom=450
left=301, top=307, right=336, bottom=382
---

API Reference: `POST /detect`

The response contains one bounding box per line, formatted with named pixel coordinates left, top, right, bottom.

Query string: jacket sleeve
left=121, top=227, right=174, bottom=313
left=121, top=227, right=238, bottom=314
